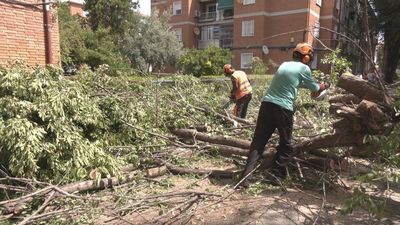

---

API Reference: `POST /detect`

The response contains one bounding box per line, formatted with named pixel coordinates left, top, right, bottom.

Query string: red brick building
left=152, top=0, right=343, bottom=73
left=66, top=0, right=85, bottom=17
left=0, top=0, right=60, bottom=67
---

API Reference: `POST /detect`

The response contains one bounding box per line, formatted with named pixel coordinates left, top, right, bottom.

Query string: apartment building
left=337, top=0, right=368, bottom=74
left=152, top=0, right=345, bottom=73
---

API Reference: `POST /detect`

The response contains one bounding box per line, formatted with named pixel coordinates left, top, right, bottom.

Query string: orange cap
left=293, top=42, right=313, bottom=55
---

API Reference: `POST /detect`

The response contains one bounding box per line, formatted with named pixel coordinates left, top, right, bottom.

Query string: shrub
left=251, top=57, right=267, bottom=75
left=178, top=45, right=232, bottom=77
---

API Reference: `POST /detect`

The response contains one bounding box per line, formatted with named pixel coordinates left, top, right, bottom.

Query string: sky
left=136, top=0, right=151, bottom=16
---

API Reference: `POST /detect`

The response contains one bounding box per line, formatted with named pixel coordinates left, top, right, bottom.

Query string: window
left=207, top=4, right=216, bottom=13
left=242, top=20, right=254, bottom=37
left=201, top=26, right=214, bottom=40
left=243, top=0, right=255, bottom=5
left=241, top=53, right=253, bottom=69
left=173, top=1, right=182, bottom=15
left=174, top=28, right=182, bottom=42
left=316, top=0, right=322, bottom=6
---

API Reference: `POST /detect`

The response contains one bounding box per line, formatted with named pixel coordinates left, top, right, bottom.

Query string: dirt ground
left=98, top=172, right=400, bottom=225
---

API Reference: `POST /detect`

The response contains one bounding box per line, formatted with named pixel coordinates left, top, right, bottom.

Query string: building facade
left=152, top=0, right=344, bottom=73
left=0, top=0, right=60, bottom=67
left=66, top=0, right=85, bottom=17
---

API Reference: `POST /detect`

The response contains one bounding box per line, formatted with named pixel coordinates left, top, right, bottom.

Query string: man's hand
left=311, top=83, right=329, bottom=98
left=222, top=97, right=234, bottom=109
left=229, top=95, right=236, bottom=103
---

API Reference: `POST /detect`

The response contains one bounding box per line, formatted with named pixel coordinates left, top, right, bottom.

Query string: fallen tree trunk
left=172, top=129, right=252, bottom=149
left=337, top=73, right=393, bottom=106
left=210, top=144, right=275, bottom=158
left=332, top=119, right=362, bottom=133
left=228, top=115, right=253, bottom=125
left=1, top=166, right=167, bottom=215
left=153, top=158, right=241, bottom=178
left=329, top=103, right=361, bottom=119
left=293, top=133, right=364, bottom=152
left=174, top=129, right=364, bottom=160
left=328, top=93, right=361, bottom=105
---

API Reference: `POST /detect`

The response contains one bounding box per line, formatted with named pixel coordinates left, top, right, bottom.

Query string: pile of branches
left=161, top=73, right=400, bottom=181
left=0, top=165, right=221, bottom=224
left=1, top=65, right=398, bottom=224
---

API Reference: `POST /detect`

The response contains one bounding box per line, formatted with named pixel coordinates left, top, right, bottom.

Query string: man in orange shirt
left=223, top=64, right=253, bottom=118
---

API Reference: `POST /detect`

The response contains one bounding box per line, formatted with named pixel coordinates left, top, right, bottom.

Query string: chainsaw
left=221, top=98, right=234, bottom=110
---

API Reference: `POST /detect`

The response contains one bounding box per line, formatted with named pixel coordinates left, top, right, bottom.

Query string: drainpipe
left=304, top=0, right=310, bottom=42
left=43, top=0, right=53, bottom=64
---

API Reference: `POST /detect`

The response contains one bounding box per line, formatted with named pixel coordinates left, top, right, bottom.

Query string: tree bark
left=293, top=133, right=364, bottom=152
left=328, top=93, right=361, bottom=105
left=337, top=74, right=393, bottom=105
left=1, top=166, right=166, bottom=215
left=153, top=158, right=241, bottom=178
left=383, top=29, right=400, bottom=84
left=172, top=129, right=252, bottom=149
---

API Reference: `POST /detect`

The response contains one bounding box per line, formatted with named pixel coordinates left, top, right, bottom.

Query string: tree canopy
left=58, top=3, right=131, bottom=73
left=121, top=12, right=183, bottom=73
left=84, top=0, right=139, bottom=35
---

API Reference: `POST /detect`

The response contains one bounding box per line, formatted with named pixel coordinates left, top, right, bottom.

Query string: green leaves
left=321, top=48, right=352, bottom=84
left=121, top=11, right=183, bottom=73
left=0, top=66, right=120, bottom=183
left=178, top=46, right=232, bottom=77
left=58, top=3, right=131, bottom=73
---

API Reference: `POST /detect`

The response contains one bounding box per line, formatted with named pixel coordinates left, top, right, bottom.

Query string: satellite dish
left=193, top=27, right=200, bottom=35
left=262, top=45, right=269, bottom=55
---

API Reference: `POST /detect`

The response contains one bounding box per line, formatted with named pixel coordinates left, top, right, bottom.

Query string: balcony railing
left=198, top=39, right=219, bottom=49
left=220, top=38, right=232, bottom=48
left=199, top=11, right=217, bottom=21
left=198, top=38, right=232, bottom=49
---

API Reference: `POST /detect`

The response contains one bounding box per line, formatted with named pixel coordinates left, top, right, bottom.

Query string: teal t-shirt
left=262, top=61, right=320, bottom=111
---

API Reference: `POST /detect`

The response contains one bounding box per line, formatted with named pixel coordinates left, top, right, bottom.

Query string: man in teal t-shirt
left=240, top=43, right=327, bottom=186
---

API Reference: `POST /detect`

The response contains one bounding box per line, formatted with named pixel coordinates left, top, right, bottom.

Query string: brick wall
left=0, top=0, right=60, bottom=67
left=68, top=2, right=84, bottom=17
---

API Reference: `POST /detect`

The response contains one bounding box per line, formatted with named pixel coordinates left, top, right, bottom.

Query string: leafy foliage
left=251, top=57, right=267, bottom=75
left=321, top=48, right=352, bottom=84
left=178, top=45, right=232, bottom=77
left=58, top=3, right=131, bottom=73
left=341, top=187, right=386, bottom=217
left=84, top=0, right=139, bottom=34
left=0, top=64, right=255, bottom=183
left=121, top=12, right=183, bottom=73
left=0, top=65, right=121, bottom=182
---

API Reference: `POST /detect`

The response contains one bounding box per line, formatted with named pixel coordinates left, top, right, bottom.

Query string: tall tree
left=84, top=0, right=139, bottom=35
left=370, top=0, right=400, bottom=83
left=121, top=12, right=183, bottom=73
left=58, top=3, right=130, bottom=72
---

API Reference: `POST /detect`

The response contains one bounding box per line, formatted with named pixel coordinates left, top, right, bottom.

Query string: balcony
left=220, top=38, right=232, bottom=48
left=198, top=40, right=220, bottom=49
left=198, top=38, right=232, bottom=49
left=199, top=11, right=217, bottom=22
